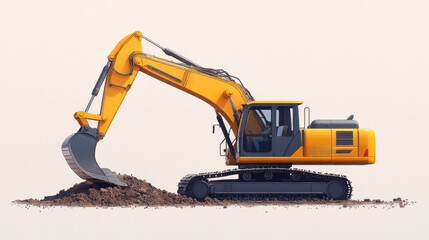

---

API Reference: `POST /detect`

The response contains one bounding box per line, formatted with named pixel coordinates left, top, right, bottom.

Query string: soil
left=14, top=174, right=413, bottom=208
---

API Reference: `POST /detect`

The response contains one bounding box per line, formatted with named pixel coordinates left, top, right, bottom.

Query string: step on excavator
left=62, top=31, right=375, bottom=201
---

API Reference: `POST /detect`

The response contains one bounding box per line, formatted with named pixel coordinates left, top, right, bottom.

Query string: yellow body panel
left=303, top=129, right=332, bottom=157
left=358, top=128, right=376, bottom=163
left=237, top=128, right=376, bottom=165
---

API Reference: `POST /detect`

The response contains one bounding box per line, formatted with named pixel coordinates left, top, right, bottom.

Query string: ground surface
left=15, top=174, right=413, bottom=209
left=8, top=174, right=421, bottom=240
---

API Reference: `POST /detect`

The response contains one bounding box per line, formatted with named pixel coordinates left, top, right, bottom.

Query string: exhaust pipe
left=62, top=125, right=127, bottom=186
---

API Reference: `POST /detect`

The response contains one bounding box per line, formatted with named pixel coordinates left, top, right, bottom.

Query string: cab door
left=273, top=105, right=302, bottom=156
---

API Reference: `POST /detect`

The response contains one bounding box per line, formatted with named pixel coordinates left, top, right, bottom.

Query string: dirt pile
left=16, top=174, right=213, bottom=207
left=15, top=174, right=413, bottom=208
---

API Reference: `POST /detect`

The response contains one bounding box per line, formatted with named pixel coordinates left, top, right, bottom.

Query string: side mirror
left=347, top=115, right=354, bottom=120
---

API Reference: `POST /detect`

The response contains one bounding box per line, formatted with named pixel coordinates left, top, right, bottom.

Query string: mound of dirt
left=14, top=174, right=413, bottom=208
left=15, top=174, right=214, bottom=207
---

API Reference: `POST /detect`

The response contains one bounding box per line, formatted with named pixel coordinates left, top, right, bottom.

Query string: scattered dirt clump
left=14, top=174, right=413, bottom=208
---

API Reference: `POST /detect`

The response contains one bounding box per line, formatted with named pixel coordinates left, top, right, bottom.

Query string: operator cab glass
left=243, top=107, right=272, bottom=153
left=276, top=106, right=294, bottom=137
left=240, top=103, right=302, bottom=157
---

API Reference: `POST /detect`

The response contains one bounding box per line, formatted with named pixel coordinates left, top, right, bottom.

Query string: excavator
left=62, top=31, right=375, bottom=201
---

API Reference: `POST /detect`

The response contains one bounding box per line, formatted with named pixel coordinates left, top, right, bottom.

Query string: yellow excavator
left=62, top=31, right=375, bottom=200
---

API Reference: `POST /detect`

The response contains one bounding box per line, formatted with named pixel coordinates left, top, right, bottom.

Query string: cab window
left=243, top=107, right=272, bottom=153
left=276, top=106, right=293, bottom=137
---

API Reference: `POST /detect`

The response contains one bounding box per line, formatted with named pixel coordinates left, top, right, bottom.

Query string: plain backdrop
left=0, top=0, right=428, bottom=239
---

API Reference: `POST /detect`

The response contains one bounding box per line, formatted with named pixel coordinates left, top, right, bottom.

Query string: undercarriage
left=178, top=167, right=352, bottom=201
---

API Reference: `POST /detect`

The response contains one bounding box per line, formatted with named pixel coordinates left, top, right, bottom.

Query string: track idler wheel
left=188, top=179, right=210, bottom=201
left=326, top=181, right=348, bottom=200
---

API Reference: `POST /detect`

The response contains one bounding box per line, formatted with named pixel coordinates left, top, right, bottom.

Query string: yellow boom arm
left=74, top=31, right=251, bottom=139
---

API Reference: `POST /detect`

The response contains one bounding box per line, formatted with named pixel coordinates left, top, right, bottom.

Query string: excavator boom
left=62, top=31, right=252, bottom=186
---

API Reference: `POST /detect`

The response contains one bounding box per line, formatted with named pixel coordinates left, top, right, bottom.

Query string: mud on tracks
left=14, top=174, right=413, bottom=208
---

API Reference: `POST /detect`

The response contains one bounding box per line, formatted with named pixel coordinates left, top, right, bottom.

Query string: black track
left=177, top=168, right=352, bottom=201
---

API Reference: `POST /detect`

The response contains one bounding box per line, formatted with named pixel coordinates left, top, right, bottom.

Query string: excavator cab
left=239, top=102, right=302, bottom=158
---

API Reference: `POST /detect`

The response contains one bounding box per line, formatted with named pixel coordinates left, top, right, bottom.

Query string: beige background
left=1, top=0, right=428, bottom=239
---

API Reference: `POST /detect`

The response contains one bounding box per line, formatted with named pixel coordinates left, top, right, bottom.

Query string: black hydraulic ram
left=216, top=111, right=236, bottom=157
left=140, top=34, right=202, bottom=68
left=85, top=61, right=112, bottom=112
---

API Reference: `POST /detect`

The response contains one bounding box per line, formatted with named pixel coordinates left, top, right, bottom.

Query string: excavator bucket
left=61, top=127, right=127, bottom=187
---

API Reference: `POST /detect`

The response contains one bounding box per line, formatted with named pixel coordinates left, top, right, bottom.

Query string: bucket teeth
left=61, top=127, right=127, bottom=187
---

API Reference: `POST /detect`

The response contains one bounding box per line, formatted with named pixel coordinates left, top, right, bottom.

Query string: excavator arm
left=62, top=31, right=252, bottom=186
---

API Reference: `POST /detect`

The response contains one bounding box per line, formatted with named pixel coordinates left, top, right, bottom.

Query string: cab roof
left=246, top=101, right=303, bottom=105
